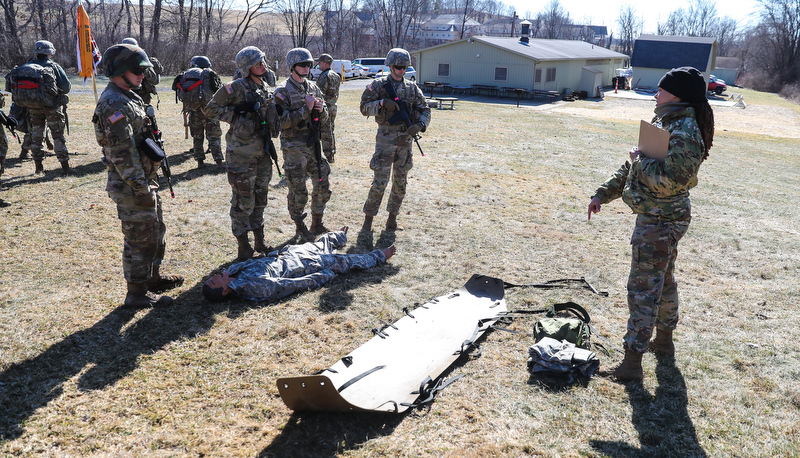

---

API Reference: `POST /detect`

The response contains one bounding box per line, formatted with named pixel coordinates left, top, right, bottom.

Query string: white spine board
left=277, top=274, right=507, bottom=413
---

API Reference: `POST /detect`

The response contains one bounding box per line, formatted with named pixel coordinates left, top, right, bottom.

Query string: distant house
left=418, top=14, right=482, bottom=45
left=414, top=34, right=628, bottom=96
left=630, top=34, right=718, bottom=90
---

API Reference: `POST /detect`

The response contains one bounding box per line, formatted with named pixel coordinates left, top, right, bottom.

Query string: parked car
left=374, top=66, right=416, bottom=82
left=352, top=57, right=385, bottom=77
left=310, top=59, right=355, bottom=80
left=708, top=75, right=727, bottom=95
left=351, top=63, right=368, bottom=78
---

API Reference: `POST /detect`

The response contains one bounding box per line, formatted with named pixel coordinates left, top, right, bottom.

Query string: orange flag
left=76, top=4, right=101, bottom=92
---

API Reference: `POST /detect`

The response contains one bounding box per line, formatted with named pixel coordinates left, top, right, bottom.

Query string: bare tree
left=536, top=0, right=571, bottom=39
left=278, top=0, right=321, bottom=48
left=229, top=0, right=273, bottom=44
left=368, top=0, right=425, bottom=50
left=617, top=5, right=643, bottom=56
left=753, top=0, right=800, bottom=84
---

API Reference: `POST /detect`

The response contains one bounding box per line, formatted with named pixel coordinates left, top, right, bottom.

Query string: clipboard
left=637, top=120, right=670, bottom=160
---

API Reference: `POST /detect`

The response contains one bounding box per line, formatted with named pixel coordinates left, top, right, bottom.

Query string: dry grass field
left=1, top=78, right=799, bottom=457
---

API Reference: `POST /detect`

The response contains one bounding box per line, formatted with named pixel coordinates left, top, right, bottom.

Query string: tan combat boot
left=386, top=213, right=403, bottom=231
left=309, top=213, right=330, bottom=235
left=361, top=215, right=373, bottom=232
left=252, top=227, right=272, bottom=254
left=597, top=349, right=643, bottom=382
left=648, top=328, right=675, bottom=357
left=147, top=265, right=185, bottom=293
left=235, top=232, right=254, bottom=261
left=124, top=281, right=173, bottom=308
left=294, top=214, right=312, bottom=241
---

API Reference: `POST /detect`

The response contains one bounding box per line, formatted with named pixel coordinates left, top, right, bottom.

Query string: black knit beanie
left=657, top=66, right=707, bottom=103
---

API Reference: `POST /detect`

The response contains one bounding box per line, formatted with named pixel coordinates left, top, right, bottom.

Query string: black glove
left=234, top=101, right=257, bottom=115
left=383, top=98, right=398, bottom=111
left=406, top=123, right=422, bottom=137
left=5, top=116, right=17, bottom=129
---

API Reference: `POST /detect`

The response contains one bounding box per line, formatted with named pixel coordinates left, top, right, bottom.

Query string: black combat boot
left=61, top=160, right=71, bottom=175
left=361, top=215, right=373, bottom=232
left=386, top=213, right=403, bottom=231
left=34, top=160, right=44, bottom=174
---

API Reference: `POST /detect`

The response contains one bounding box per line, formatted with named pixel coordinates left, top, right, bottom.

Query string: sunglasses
left=393, top=66, right=407, bottom=70
left=129, top=67, right=146, bottom=76
left=296, top=62, right=312, bottom=68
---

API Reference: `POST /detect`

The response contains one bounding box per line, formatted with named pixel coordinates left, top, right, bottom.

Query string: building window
left=438, top=63, right=450, bottom=78
left=546, top=67, right=556, bottom=82
left=494, top=67, right=508, bottom=82
left=535, top=68, right=542, bottom=83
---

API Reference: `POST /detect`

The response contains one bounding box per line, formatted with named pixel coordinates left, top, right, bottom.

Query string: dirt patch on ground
left=533, top=95, right=800, bottom=139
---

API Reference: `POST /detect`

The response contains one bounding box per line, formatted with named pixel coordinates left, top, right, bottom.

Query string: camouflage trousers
left=283, top=144, right=332, bottom=221
left=0, top=125, right=7, bottom=163
left=227, top=150, right=272, bottom=236
left=189, top=110, right=223, bottom=162
left=107, top=173, right=167, bottom=284
left=29, top=107, right=68, bottom=162
left=624, top=213, right=691, bottom=353
left=321, top=104, right=337, bottom=158
left=363, top=128, right=414, bottom=217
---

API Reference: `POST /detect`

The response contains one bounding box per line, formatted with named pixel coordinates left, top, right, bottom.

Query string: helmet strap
left=121, top=74, right=140, bottom=91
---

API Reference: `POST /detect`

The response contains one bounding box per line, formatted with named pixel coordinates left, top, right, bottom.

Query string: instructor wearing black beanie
left=657, top=66, right=707, bottom=104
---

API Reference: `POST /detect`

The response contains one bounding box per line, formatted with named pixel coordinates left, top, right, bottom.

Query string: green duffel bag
left=532, top=302, right=592, bottom=349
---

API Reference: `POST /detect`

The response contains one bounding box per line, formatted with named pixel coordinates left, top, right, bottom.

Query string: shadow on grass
left=0, top=154, right=106, bottom=190
left=259, top=330, right=491, bottom=456
left=0, top=237, right=399, bottom=440
left=258, top=411, right=406, bottom=457
left=589, top=355, right=707, bottom=457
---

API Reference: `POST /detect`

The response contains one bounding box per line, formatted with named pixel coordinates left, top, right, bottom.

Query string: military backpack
left=174, top=68, right=221, bottom=111
left=6, top=63, right=59, bottom=109
left=140, top=56, right=163, bottom=96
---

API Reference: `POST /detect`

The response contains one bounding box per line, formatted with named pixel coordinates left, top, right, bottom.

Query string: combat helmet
left=190, top=55, right=212, bottom=68
left=103, top=44, right=153, bottom=78
left=386, top=48, right=411, bottom=67
left=318, top=53, right=333, bottom=64
left=121, top=37, right=139, bottom=46
left=235, top=46, right=265, bottom=77
left=286, top=48, right=314, bottom=69
left=34, top=40, right=56, bottom=56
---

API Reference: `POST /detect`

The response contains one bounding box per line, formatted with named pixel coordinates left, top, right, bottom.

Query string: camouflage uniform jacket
left=93, top=82, right=159, bottom=195
left=273, top=77, right=328, bottom=143
left=227, top=231, right=387, bottom=301
left=360, top=76, right=430, bottom=129
left=204, top=77, right=278, bottom=157
left=592, top=105, right=705, bottom=221
left=27, top=56, right=71, bottom=95
left=316, top=69, right=341, bottom=106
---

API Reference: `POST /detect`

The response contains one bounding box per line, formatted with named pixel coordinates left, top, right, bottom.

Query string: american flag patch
left=274, top=92, right=285, bottom=101
left=108, top=111, right=124, bottom=123
left=367, top=82, right=375, bottom=91
left=225, top=84, right=233, bottom=94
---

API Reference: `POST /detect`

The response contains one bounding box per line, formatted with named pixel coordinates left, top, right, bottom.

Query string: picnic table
left=471, top=84, right=499, bottom=97
left=532, top=89, right=559, bottom=102
left=433, top=97, right=458, bottom=110
left=509, top=88, right=530, bottom=107
left=422, top=81, right=444, bottom=98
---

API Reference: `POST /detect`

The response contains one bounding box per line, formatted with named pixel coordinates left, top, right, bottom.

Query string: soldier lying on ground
left=202, top=226, right=395, bottom=302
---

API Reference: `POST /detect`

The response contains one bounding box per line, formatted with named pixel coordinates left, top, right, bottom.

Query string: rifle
left=383, top=81, right=425, bottom=156
left=252, top=101, right=282, bottom=178
left=0, top=110, right=21, bottom=143
left=183, top=110, right=189, bottom=139
left=306, top=108, right=324, bottom=182
left=144, top=105, right=175, bottom=198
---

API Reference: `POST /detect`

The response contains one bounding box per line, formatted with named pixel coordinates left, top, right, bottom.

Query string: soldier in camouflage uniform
left=0, top=94, right=8, bottom=181
left=22, top=40, right=71, bottom=175
left=121, top=38, right=162, bottom=107
left=205, top=46, right=279, bottom=261
left=180, top=56, right=223, bottom=167
left=315, top=53, right=340, bottom=163
left=202, top=227, right=395, bottom=302
left=274, top=48, right=331, bottom=239
left=93, top=44, right=184, bottom=308
left=588, top=67, right=715, bottom=381
left=360, top=48, right=430, bottom=232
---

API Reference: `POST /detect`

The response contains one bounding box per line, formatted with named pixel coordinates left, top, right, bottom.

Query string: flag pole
left=92, top=73, right=97, bottom=103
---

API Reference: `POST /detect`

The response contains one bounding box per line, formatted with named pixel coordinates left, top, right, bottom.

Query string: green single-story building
left=413, top=36, right=629, bottom=97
